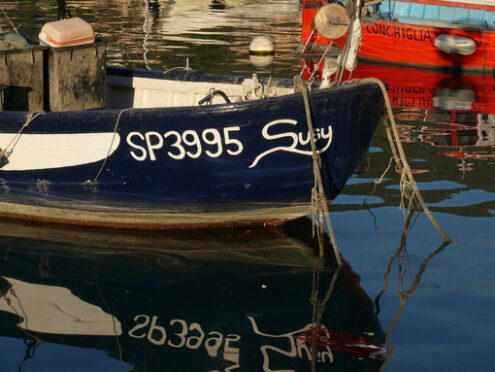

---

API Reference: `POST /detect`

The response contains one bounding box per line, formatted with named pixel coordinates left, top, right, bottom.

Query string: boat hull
left=302, top=0, right=495, bottom=70
left=336, top=19, right=495, bottom=70
left=0, top=68, right=383, bottom=228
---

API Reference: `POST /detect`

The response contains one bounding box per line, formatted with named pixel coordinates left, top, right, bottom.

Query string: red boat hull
left=301, top=1, right=495, bottom=69
left=336, top=20, right=495, bottom=70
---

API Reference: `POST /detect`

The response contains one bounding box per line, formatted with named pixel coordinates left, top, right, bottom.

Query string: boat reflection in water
left=0, top=218, right=386, bottom=371
left=301, top=59, right=495, bottom=171
left=419, top=112, right=495, bottom=171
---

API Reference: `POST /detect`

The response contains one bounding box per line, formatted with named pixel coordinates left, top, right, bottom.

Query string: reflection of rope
left=164, top=58, right=192, bottom=76
left=2, top=284, right=45, bottom=372
left=163, top=66, right=192, bottom=75
left=376, top=209, right=450, bottom=372
left=310, top=265, right=341, bottom=372
left=314, top=267, right=341, bottom=326
left=18, top=339, right=40, bottom=372
left=363, top=157, right=396, bottom=259
left=6, top=287, right=44, bottom=343
left=94, top=282, right=123, bottom=362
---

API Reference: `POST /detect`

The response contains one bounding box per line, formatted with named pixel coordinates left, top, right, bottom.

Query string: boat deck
left=105, top=66, right=294, bottom=109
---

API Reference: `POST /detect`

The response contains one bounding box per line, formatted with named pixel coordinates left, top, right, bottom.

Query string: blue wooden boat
left=0, top=66, right=383, bottom=229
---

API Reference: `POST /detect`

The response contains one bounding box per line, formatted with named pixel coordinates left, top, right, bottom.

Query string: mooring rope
left=0, top=112, right=44, bottom=163
left=94, top=108, right=134, bottom=182
left=0, top=5, right=19, bottom=35
left=359, top=78, right=451, bottom=242
left=294, top=75, right=450, bottom=265
left=364, top=156, right=394, bottom=204
left=294, top=75, right=342, bottom=264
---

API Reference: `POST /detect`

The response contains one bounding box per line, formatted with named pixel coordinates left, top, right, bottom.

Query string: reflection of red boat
left=302, top=0, right=495, bottom=70
left=419, top=113, right=495, bottom=165
left=300, top=59, right=495, bottom=167
left=420, top=113, right=495, bottom=147
left=301, top=60, right=495, bottom=113
left=297, top=327, right=387, bottom=360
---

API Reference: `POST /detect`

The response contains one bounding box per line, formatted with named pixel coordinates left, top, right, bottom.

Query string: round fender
left=434, top=34, right=476, bottom=55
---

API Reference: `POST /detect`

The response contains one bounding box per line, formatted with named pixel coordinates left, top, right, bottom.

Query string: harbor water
left=0, top=1, right=494, bottom=371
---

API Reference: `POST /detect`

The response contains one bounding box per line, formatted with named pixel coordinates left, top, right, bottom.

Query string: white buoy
left=434, top=34, right=476, bottom=55
left=249, top=35, right=274, bottom=56
left=249, top=54, right=274, bottom=67
left=249, top=35, right=274, bottom=67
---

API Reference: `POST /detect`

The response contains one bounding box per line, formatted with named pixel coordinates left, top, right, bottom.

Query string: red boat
left=302, top=0, right=495, bottom=70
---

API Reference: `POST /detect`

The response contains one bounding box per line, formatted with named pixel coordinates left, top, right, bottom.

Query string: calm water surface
left=0, top=1, right=494, bottom=371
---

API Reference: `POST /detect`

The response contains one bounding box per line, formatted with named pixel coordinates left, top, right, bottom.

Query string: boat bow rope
left=0, top=112, right=44, bottom=167
left=94, top=107, right=134, bottom=182
left=358, top=78, right=451, bottom=242
left=294, top=75, right=342, bottom=264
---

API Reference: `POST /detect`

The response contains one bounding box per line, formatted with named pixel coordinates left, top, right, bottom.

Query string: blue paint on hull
left=0, top=67, right=383, bottom=222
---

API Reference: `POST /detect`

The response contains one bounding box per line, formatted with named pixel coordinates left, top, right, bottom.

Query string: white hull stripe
left=0, top=133, right=121, bottom=171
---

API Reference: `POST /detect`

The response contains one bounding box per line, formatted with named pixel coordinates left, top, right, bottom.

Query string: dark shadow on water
left=0, top=217, right=386, bottom=371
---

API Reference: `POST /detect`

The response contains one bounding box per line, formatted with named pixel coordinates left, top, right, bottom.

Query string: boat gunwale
left=379, top=0, right=495, bottom=12
left=0, top=67, right=383, bottom=119
left=363, top=13, right=495, bottom=31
